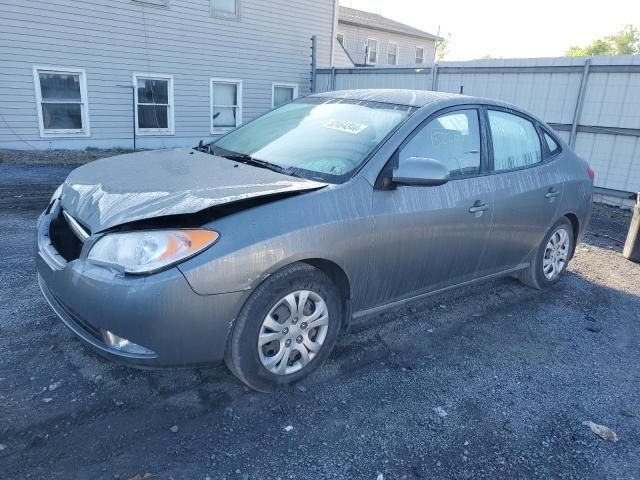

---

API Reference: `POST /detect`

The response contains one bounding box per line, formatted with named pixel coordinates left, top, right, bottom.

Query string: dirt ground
left=0, top=157, right=639, bottom=480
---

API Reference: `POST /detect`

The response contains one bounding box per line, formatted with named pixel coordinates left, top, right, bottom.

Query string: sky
left=340, top=0, right=640, bottom=60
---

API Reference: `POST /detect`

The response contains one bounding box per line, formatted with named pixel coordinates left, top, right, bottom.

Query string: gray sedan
left=36, top=90, right=593, bottom=391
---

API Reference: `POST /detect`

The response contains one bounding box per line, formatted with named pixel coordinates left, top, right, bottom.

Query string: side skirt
left=352, top=263, right=529, bottom=320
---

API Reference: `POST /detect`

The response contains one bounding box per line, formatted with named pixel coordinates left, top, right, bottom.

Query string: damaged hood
left=59, top=148, right=327, bottom=232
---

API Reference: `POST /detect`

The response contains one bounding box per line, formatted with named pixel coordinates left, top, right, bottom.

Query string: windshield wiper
left=208, top=145, right=299, bottom=177
left=195, top=139, right=215, bottom=152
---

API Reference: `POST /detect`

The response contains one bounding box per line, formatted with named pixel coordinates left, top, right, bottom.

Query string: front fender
left=177, top=178, right=374, bottom=300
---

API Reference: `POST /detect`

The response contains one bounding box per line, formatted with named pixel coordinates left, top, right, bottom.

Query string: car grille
left=49, top=209, right=87, bottom=262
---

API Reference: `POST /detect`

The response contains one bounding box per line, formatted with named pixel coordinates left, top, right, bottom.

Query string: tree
left=436, top=33, right=450, bottom=62
left=566, top=25, right=639, bottom=56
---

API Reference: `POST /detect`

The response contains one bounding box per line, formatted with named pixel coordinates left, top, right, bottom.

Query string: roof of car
left=310, top=89, right=490, bottom=108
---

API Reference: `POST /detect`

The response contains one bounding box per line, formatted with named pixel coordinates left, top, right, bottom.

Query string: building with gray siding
left=334, top=7, right=438, bottom=67
left=0, top=0, right=338, bottom=150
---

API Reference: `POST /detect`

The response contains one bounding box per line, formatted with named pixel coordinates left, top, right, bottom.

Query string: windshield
left=212, top=97, right=415, bottom=182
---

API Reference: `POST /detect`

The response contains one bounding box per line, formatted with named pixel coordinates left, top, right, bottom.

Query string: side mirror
left=391, top=157, right=449, bottom=187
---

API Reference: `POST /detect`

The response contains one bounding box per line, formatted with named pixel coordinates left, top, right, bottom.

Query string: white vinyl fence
left=316, top=56, right=640, bottom=199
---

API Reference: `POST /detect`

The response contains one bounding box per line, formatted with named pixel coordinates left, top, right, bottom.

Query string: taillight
left=588, top=167, right=595, bottom=181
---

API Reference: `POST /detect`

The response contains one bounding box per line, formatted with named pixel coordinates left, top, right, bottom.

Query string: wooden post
left=623, top=194, right=640, bottom=263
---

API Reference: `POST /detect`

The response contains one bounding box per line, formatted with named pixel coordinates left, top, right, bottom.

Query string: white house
left=0, top=0, right=338, bottom=150
left=334, top=7, right=439, bottom=67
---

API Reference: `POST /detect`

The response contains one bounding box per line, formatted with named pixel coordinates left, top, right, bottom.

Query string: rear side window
left=543, top=131, right=561, bottom=155
left=488, top=110, right=542, bottom=171
left=400, top=109, right=481, bottom=177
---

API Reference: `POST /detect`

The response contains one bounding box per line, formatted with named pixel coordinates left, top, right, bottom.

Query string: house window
left=211, top=78, right=242, bottom=133
left=336, top=33, right=345, bottom=46
left=211, top=0, right=239, bottom=17
left=415, top=47, right=425, bottom=64
left=33, top=66, right=90, bottom=137
left=388, top=42, right=398, bottom=65
left=133, top=74, right=174, bottom=135
left=367, top=39, right=378, bottom=64
left=272, top=83, right=298, bottom=108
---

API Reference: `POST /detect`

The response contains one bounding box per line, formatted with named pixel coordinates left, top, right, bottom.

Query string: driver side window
left=399, top=109, right=481, bottom=177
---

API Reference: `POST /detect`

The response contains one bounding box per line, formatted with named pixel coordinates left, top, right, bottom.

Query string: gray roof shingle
left=338, top=6, right=439, bottom=41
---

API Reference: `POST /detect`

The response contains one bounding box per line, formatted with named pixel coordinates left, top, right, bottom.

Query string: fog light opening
left=102, top=330, right=155, bottom=356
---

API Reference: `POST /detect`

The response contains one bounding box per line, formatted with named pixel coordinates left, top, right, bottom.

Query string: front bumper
left=35, top=211, right=247, bottom=367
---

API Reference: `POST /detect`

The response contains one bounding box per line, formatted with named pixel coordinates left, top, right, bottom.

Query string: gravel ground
left=0, top=148, right=134, bottom=165
left=1, top=161, right=639, bottom=480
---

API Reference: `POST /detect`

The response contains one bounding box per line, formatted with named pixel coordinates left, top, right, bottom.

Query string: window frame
left=132, top=73, right=174, bottom=136
left=387, top=41, right=399, bottom=65
left=539, top=127, right=563, bottom=159
left=367, top=38, right=378, bottom=64
left=210, top=77, right=243, bottom=134
left=484, top=106, right=547, bottom=173
left=336, top=32, right=345, bottom=46
left=271, top=82, right=299, bottom=108
left=210, top=0, right=240, bottom=19
left=415, top=46, right=425, bottom=64
left=33, top=65, right=90, bottom=138
left=376, top=105, right=489, bottom=188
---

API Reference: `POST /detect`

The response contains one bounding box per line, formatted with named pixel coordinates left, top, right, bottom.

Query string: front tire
left=225, top=262, right=342, bottom=392
left=519, top=217, right=574, bottom=289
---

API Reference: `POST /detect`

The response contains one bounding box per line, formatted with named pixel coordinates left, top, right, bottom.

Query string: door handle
left=469, top=203, right=489, bottom=214
left=545, top=189, right=561, bottom=199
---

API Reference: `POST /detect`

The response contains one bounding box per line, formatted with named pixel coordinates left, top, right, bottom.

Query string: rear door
left=478, top=108, right=564, bottom=273
left=365, top=107, right=495, bottom=308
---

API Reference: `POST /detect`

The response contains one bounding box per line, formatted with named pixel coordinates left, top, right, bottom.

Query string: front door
left=365, top=108, right=495, bottom=308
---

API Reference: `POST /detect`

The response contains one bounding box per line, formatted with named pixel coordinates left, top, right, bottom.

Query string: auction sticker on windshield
left=323, top=120, right=368, bottom=135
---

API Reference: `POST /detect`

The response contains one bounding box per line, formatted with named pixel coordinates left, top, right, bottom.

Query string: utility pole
left=433, top=25, right=441, bottom=65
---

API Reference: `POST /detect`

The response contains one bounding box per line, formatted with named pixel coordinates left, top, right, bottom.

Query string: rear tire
left=224, top=262, right=342, bottom=392
left=519, top=217, right=574, bottom=289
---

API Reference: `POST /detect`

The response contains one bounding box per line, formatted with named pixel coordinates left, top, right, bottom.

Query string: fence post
left=623, top=194, right=640, bottom=263
left=570, top=58, right=591, bottom=149
left=331, top=67, right=337, bottom=91
left=310, top=35, right=317, bottom=93
left=431, top=63, right=439, bottom=91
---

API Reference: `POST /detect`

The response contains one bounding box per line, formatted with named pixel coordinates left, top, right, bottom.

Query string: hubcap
left=257, top=290, right=330, bottom=375
left=542, top=227, right=570, bottom=280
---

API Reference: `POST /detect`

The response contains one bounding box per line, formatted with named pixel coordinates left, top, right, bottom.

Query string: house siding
left=334, top=43, right=355, bottom=67
left=336, top=22, right=436, bottom=67
left=0, top=0, right=335, bottom=150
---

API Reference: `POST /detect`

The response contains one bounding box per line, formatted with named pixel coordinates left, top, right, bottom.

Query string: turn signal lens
left=88, top=229, right=219, bottom=274
left=588, top=167, right=595, bottom=181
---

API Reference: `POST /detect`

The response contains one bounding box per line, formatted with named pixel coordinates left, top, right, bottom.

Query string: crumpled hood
left=60, top=148, right=327, bottom=232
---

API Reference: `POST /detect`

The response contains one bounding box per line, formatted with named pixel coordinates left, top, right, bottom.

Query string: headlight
left=88, top=229, right=219, bottom=274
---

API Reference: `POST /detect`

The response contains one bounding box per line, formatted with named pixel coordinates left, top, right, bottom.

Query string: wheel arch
left=300, top=258, right=352, bottom=332
left=251, top=256, right=353, bottom=332
left=563, top=212, right=580, bottom=258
